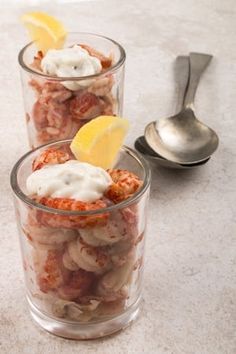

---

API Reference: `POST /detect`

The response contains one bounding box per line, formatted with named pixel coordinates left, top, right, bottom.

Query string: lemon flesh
left=70, top=116, right=129, bottom=169
left=21, top=12, right=67, bottom=54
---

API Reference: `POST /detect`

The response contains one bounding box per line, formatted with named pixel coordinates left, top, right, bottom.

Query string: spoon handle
left=174, top=56, right=190, bottom=113
left=183, top=52, right=213, bottom=110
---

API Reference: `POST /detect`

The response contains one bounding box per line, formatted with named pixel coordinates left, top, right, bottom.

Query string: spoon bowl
left=135, top=136, right=210, bottom=169
left=145, top=108, right=219, bottom=164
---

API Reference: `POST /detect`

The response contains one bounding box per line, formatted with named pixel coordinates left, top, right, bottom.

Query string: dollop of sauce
left=26, top=160, right=112, bottom=202
left=41, top=45, right=102, bottom=90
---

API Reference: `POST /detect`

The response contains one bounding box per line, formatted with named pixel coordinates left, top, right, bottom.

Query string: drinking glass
left=10, top=140, right=150, bottom=339
left=18, top=33, right=126, bottom=148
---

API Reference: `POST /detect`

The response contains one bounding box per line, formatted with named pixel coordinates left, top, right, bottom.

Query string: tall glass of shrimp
left=18, top=32, right=126, bottom=149
left=10, top=139, right=151, bottom=339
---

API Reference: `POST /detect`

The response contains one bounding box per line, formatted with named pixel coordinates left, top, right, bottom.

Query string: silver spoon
left=135, top=55, right=210, bottom=169
left=145, top=52, right=219, bottom=164
left=135, top=56, right=191, bottom=168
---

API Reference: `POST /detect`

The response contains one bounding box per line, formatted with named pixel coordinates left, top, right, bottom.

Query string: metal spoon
left=145, top=52, right=219, bottom=164
left=135, top=56, right=192, bottom=169
left=135, top=55, right=210, bottom=168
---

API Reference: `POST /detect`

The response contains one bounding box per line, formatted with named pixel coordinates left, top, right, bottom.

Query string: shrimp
left=36, top=197, right=109, bottom=229
left=32, top=81, right=73, bottom=142
left=58, top=269, right=95, bottom=301
left=96, top=257, right=134, bottom=302
left=34, top=249, right=71, bottom=293
left=70, top=91, right=102, bottom=120
left=41, top=82, right=72, bottom=103
left=78, top=210, right=128, bottom=247
left=105, top=169, right=143, bottom=203
left=32, top=148, right=70, bottom=171
left=66, top=237, right=111, bottom=274
left=33, top=85, right=96, bottom=144
left=100, top=94, right=115, bottom=115
left=36, top=119, right=82, bottom=146
left=52, top=298, right=100, bottom=321
left=96, top=298, right=126, bottom=317
left=33, top=97, right=71, bottom=131
left=46, top=100, right=71, bottom=129
left=88, top=75, right=113, bottom=97
left=24, top=213, right=77, bottom=250
left=121, top=204, right=140, bottom=242
left=80, top=44, right=112, bottom=69
left=79, top=224, right=123, bottom=247
left=29, top=78, right=43, bottom=95
left=108, top=239, right=134, bottom=267
left=32, top=100, right=48, bottom=130
left=63, top=249, right=80, bottom=271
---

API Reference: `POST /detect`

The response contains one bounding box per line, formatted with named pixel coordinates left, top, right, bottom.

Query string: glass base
left=27, top=296, right=141, bottom=339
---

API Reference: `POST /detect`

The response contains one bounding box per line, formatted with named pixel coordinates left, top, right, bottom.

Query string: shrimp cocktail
left=19, top=12, right=125, bottom=148
left=11, top=116, right=151, bottom=339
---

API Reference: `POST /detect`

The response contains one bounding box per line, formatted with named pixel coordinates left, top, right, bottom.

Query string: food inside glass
left=11, top=116, right=151, bottom=339
left=19, top=13, right=125, bottom=148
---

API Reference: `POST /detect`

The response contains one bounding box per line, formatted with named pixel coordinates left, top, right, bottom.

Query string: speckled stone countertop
left=0, top=0, right=235, bottom=353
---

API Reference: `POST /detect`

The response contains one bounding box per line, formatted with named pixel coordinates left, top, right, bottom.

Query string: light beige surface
left=1, top=0, right=236, bottom=353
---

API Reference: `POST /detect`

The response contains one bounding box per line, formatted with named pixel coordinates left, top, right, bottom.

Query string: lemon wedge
left=21, top=12, right=67, bottom=54
left=70, top=116, right=129, bottom=169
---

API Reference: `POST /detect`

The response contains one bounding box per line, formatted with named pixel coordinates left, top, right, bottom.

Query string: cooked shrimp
left=36, top=197, right=109, bottom=229
left=63, top=249, right=80, bottom=271
left=32, top=148, right=70, bottom=171
left=32, top=100, right=48, bottom=130
left=108, top=239, right=134, bottom=267
left=100, top=94, right=115, bottom=115
left=96, top=298, right=126, bottom=317
left=41, top=82, right=72, bottom=103
left=32, top=81, right=73, bottom=140
left=79, top=211, right=126, bottom=247
left=88, top=75, right=113, bottom=96
left=58, top=269, right=95, bottom=301
left=52, top=298, right=100, bottom=321
left=105, top=169, right=143, bottom=203
left=70, top=91, right=102, bottom=120
left=79, top=224, right=122, bottom=247
left=66, top=237, right=111, bottom=274
left=24, top=213, right=77, bottom=249
left=46, top=100, right=71, bottom=129
left=34, top=249, right=71, bottom=293
left=33, top=97, right=71, bottom=131
left=36, top=120, right=82, bottom=146
left=121, top=205, right=139, bottom=242
left=29, top=78, right=43, bottom=95
left=80, top=44, right=112, bottom=69
left=96, top=257, right=134, bottom=302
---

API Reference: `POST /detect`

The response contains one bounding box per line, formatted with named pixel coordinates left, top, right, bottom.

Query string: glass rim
left=10, top=140, right=151, bottom=216
left=18, top=32, right=126, bottom=81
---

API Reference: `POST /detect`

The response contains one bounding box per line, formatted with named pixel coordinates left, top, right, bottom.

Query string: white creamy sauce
left=41, top=45, right=102, bottom=90
left=26, top=160, right=112, bottom=202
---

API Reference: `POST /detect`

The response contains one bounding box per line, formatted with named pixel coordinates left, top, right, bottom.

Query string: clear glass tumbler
left=10, top=140, right=151, bottom=339
left=18, top=33, right=126, bottom=148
